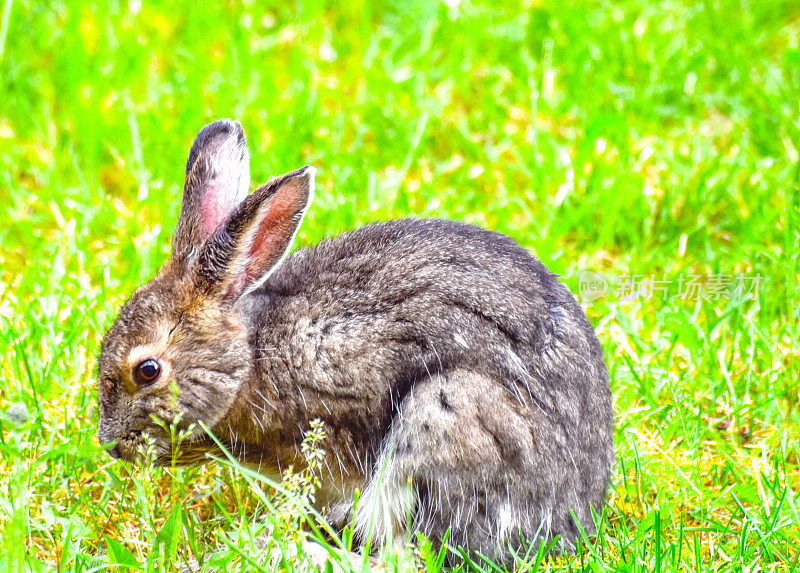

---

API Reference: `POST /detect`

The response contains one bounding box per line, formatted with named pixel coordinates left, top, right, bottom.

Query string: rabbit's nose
left=107, top=445, right=122, bottom=459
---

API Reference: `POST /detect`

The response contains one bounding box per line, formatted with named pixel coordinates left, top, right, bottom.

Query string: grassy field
left=1, top=0, right=799, bottom=570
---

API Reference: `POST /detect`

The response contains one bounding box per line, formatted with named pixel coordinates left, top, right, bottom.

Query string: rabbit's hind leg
left=355, top=368, right=541, bottom=562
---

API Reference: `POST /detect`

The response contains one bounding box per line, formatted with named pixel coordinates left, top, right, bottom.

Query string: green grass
left=1, top=0, right=799, bottom=570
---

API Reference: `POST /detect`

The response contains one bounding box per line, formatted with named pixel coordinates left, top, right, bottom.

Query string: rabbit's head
left=96, top=119, right=314, bottom=464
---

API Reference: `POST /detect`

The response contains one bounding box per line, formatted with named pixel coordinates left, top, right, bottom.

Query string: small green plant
left=242, top=418, right=341, bottom=571
left=274, top=418, right=327, bottom=544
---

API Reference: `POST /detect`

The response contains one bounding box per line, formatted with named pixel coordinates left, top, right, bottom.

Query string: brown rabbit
left=97, top=119, right=614, bottom=563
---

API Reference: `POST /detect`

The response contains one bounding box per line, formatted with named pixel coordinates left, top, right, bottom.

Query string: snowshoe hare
left=97, top=119, right=614, bottom=562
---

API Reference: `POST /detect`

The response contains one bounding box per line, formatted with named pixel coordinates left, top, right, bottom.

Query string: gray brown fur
left=97, top=119, right=614, bottom=563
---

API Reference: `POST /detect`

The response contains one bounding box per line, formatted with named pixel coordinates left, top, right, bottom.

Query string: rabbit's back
left=244, top=218, right=613, bottom=557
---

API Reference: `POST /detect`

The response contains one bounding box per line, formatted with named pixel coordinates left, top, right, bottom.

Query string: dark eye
left=134, top=359, right=161, bottom=386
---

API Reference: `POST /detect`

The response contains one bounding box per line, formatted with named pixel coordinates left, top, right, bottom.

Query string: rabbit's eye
left=134, top=359, right=161, bottom=387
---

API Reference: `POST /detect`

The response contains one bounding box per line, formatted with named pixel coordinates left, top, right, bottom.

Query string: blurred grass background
left=1, top=0, right=799, bottom=571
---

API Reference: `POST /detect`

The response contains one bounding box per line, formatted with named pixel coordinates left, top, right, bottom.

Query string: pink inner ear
left=246, top=182, right=304, bottom=278
left=226, top=179, right=306, bottom=299
left=200, top=181, right=235, bottom=236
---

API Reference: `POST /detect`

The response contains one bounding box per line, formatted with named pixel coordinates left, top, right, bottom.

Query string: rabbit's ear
left=196, top=166, right=315, bottom=301
left=172, top=119, right=251, bottom=258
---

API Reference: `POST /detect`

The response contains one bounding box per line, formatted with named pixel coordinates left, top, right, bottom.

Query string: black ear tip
left=186, top=119, right=247, bottom=173
left=200, top=118, right=246, bottom=144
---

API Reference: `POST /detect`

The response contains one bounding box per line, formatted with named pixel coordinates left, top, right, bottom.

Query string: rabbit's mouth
left=113, top=430, right=149, bottom=463
left=112, top=429, right=173, bottom=466
left=110, top=425, right=220, bottom=466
